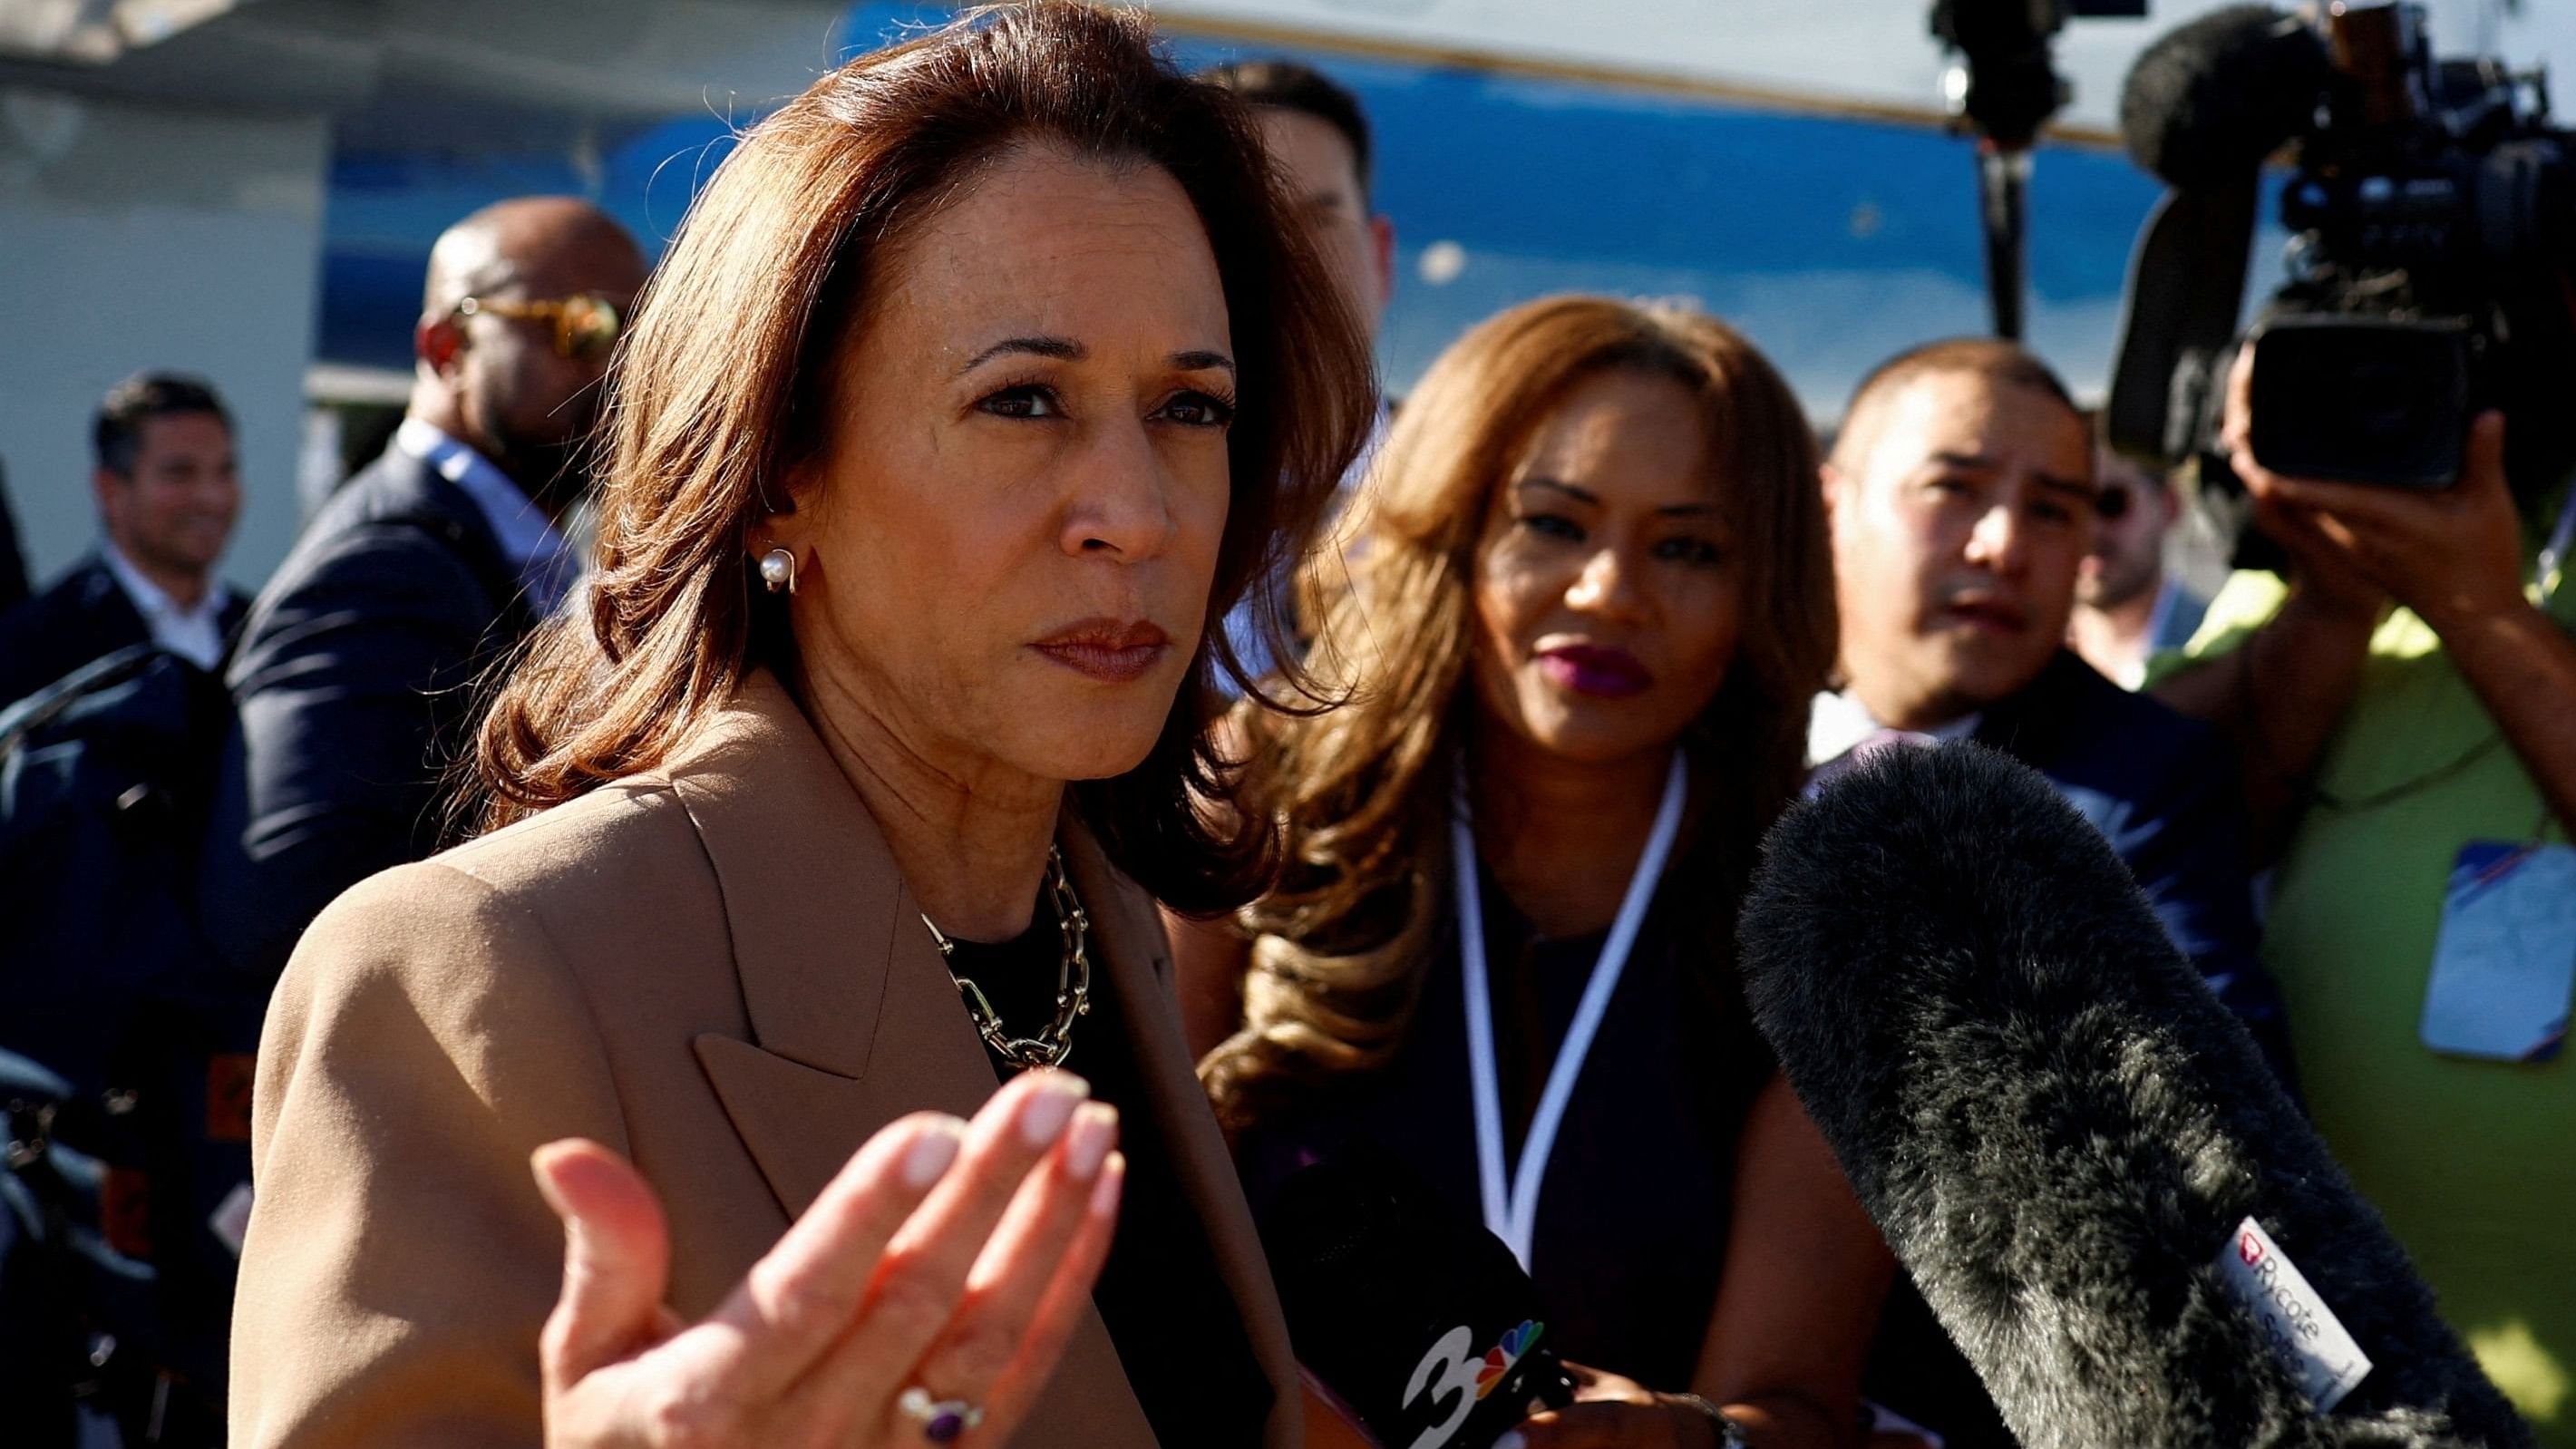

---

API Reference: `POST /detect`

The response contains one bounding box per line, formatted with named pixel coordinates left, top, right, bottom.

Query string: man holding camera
left=2156, top=347, right=2576, bottom=1441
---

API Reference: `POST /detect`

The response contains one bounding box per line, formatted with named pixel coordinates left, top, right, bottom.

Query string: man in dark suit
left=0, top=373, right=247, bottom=706
left=200, top=198, right=646, bottom=982
left=1815, top=338, right=2293, bottom=1449
left=1811, top=337, right=2291, bottom=1074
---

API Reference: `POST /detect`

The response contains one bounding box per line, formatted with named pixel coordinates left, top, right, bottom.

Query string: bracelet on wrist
left=1669, top=1394, right=1748, bottom=1448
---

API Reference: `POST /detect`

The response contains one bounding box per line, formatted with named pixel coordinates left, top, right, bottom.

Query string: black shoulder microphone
left=1259, top=1143, right=1577, bottom=1449
left=2120, top=5, right=2332, bottom=191
left=1738, top=744, right=2531, bottom=1449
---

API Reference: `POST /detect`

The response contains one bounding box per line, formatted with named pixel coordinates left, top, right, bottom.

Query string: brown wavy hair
left=1201, top=296, right=1836, bottom=1128
left=470, top=1, right=1375, bottom=913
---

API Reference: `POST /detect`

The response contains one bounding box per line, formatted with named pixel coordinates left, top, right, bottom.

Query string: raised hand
left=533, top=1068, right=1123, bottom=1447
left=2223, top=343, right=2528, bottom=633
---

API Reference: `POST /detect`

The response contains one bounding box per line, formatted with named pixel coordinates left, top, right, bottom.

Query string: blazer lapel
left=669, top=676, right=1159, bottom=1447
left=669, top=672, right=997, bottom=1210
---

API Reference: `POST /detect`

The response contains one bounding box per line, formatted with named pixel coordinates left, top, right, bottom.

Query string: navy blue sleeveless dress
left=1235, top=861, right=1776, bottom=1389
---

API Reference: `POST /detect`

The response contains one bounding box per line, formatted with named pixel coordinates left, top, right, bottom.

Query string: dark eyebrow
left=1921, top=452, right=2094, bottom=501
left=958, top=336, right=1084, bottom=374
left=1521, top=478, right=1716, bottom=518
left=1518, top=477, right=1598, bottom=505
left=957, top=337, right=1234, bottom=378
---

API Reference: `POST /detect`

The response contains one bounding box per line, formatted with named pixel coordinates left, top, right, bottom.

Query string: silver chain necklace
left=919, top=846, right=1093, bottom=1068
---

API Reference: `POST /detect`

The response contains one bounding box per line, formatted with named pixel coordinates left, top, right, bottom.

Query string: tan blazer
left=229, top=672, right=1303, bottom=1448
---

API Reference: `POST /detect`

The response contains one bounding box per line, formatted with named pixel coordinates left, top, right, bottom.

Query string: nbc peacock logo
left=1473, top=1320, right=1544, bottom=1400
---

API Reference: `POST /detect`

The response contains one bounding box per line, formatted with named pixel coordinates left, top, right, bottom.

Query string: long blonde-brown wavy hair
left=1201, top=296, right=1837, bottom=1130
left=467, top=2, right=1375, bottom=914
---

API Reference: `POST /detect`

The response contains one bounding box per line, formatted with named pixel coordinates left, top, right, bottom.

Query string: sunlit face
left=1825, top=371, right=2095, bottom=727
left=776, top=143, right=1237, bottom=786
left=97, top=412, right=239, bottom=580
left=1467, top=368, right=1741, bottom=767
left=1252, top=107, right=1390, bottom=346
left=443, top=235, right=646, bottom=496
left=2075, top=446, right=2178, bottom=612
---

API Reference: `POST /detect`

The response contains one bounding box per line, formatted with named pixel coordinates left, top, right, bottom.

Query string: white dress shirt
left=1804, top=689, right=1982, bottom=793
left=100, top=542, right=231, bottom=672
left=392, top=417, right=578, bottom=616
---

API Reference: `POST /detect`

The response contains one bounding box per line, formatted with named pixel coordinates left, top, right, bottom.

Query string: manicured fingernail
left=1089, top=1151, right=1125, bottom=1215
left=1064, top=1103, right=1118, bottom=1178
left=1019, top=1074, right=1090, bottom=1148
left=903, top=1120, right=964, bottom=1188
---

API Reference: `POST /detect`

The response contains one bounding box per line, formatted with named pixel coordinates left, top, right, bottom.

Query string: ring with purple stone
left=897, top=1386, right=985, bottom=1444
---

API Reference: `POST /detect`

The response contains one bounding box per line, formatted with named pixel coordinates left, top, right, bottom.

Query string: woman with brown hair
left=228, top=4, right=1375, bottom=1446
left=1178, top=297, right=1893, bottom=1448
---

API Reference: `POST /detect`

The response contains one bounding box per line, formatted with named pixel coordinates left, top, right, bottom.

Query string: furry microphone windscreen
left=2119, top=4, right=2332, bottom=192
left=1737, top=744, right=2531, bottom=1449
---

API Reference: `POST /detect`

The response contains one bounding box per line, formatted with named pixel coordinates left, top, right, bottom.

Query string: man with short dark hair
left=2068, top=442, right=2207, bottom=689
left=1201, top=58, right=1394, bottom=685
left=1822, top=339, right=2292, bottom=1449
left=0, top=371, right=246, bottom=705
left=1813, top=337, right=2289, bottom=1075
left=1201, top=58, right=1394, bottom=349
left=201, top=197, right=646, bottom=981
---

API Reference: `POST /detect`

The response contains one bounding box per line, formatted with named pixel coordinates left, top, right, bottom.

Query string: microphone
left=1259, top=1143, right=1578, bottom=1449
left=2120, top=5, right=2332, bottom=191
left=1737, top=744, right=2532, bottom=1449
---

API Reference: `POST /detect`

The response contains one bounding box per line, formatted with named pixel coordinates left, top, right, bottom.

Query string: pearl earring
left=758, top=547, right=797, bottom=595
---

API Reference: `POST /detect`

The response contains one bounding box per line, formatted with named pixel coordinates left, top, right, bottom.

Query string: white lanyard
left=1452, top=752, right=1687, bottom=1272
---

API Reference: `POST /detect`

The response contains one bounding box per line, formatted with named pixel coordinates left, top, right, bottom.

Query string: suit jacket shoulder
left=1974, top=651, right=2294, bottom=1084
left=232, top=449, right=525, bottom=681
left=206, top=447, right=544, bottom=984
left=237, top=854, right=633, bottom=1449
left=0, top=555, right=149, bottom=705
left=1976, top=649, right=2226, bottom=800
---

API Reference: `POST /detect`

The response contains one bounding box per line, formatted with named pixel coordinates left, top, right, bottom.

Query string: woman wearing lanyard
left=1175, top=297, right=1893, bottom=1448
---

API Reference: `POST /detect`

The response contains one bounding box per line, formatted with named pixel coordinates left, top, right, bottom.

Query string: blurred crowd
left=1, top=6, right=2570, bottom=1447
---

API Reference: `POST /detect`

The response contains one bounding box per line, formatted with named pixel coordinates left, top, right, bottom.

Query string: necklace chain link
left=920, top=846, right=1092, bottom=1069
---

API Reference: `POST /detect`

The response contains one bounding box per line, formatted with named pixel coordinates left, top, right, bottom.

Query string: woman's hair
left=1201, top=295, right=1837, bottom=1129
left=471, top=0, right=1375, bottom=913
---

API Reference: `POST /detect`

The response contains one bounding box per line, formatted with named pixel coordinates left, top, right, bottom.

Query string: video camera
left=2105, top=2, right=2576, bottom=543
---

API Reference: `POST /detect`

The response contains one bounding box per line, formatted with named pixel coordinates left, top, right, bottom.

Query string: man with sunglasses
left=203, top=197, right=646, bottom=986
left=2068, top=442, right=2210, bottom=690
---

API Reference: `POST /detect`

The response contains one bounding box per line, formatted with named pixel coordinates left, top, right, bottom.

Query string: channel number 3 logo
left=1400, top=1320, right=1544, bottom=1449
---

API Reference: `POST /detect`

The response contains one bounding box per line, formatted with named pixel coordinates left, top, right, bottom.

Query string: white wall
left=0, top=88, right=328, bottom=593
left=1144, top=0, right=2556, bottom=135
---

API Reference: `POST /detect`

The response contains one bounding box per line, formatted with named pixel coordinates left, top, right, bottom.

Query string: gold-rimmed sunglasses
left=452, top=292, right=625, bottom=361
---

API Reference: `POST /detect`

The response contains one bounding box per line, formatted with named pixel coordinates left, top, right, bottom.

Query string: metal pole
left=1978, top=143, right=2033, bottom=340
